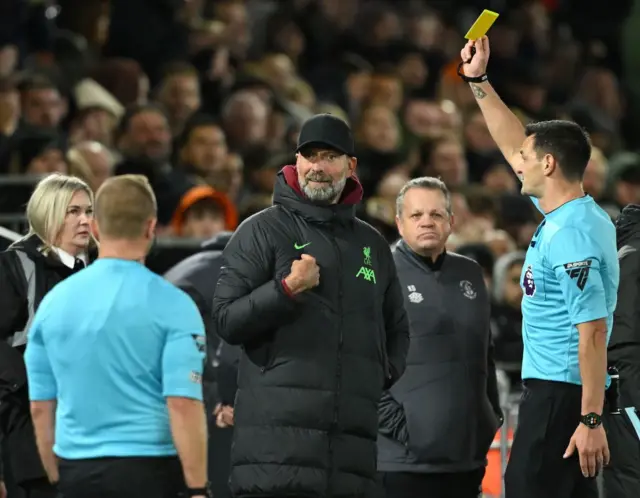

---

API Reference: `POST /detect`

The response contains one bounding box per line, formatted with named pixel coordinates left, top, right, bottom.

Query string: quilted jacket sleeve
left=212, top=217, right=298, bottom=345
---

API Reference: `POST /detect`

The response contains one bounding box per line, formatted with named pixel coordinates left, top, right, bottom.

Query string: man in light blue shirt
left=521, top=196, right=618, bottom=385
left=25, top=175, right=210, bottom=498
left=461, top=36, right=619, bottom=498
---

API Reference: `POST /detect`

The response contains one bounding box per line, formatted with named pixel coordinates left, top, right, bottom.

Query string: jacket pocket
left=243, top=340, right=275, bottom=374
left=259, top=343, right=275, bottom=374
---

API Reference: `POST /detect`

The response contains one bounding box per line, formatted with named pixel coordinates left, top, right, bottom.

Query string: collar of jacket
left=9, top=233, right=97, bottom=268
left=396, top=238, right=447, bottom=271
left=272, top=165, right=363, bottom=224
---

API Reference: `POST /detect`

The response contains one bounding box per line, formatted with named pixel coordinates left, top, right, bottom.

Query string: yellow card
left=464, top=10, right=499, bottom=40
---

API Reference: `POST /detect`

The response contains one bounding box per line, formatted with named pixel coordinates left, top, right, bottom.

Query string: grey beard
left=301, top=176, right=347, bottom=204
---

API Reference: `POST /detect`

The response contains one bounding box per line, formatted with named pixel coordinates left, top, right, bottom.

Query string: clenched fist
left=284, top=254, right=320, bottom=295
left=214, top=404, right=234, bottom=428
left=460, top=36, right=490, bottom=78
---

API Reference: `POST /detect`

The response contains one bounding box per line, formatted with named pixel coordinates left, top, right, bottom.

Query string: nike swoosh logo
left=294, top=242, right=311, bottom=250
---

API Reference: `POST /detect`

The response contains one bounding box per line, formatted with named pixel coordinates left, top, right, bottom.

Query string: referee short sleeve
left=25, top=315, right=58, bottom=401
left=161, top=292, right=206, bottom=401
left=548, top=227, right=608, bottom=325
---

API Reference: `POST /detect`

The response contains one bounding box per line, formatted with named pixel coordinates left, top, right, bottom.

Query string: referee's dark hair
left=524, top=120, right=592, bottom=182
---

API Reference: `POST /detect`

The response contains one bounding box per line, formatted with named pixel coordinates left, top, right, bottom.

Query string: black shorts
left=504, top=379, right=598, bottom=498
left=58, top=455, right=185, bottom=498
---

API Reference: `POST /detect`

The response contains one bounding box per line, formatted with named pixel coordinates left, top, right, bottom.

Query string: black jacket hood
left=616, top=204, right=640, bottom=248
left=272, top=165, right=363, bottom=224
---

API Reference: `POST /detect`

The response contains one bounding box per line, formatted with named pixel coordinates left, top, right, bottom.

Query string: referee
left=24, top=175, right=210, bottom=498
left=460, top=37, right=620, bottom=498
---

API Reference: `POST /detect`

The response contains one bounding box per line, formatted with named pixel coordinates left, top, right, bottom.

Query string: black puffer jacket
left=610, top=204, right=640, bottom=409
left=213, top=166, right=409, bottom=498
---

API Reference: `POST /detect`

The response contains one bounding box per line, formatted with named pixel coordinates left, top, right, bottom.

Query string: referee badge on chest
left=523, top=265, right=536, bottom=297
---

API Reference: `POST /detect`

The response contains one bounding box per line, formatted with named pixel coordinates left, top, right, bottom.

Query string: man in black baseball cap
left=293, top=113, right=358, bottom=204
left=296, top=113, right=355, bottom=157
left=212, top=111, right=408, bottom=498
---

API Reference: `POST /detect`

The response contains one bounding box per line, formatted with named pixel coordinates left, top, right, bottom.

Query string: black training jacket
left=212, top=165, right=409, bottom=498
left=0, top=234, right=90, bottom=483
left=378, top=241, right=502, bottom=474
left=610, top=204, right=640, bottom=409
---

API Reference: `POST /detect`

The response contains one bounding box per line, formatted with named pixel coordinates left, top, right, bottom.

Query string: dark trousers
left=603, top=408, right=640, bottom=498
left=18, top=478, right=59, bottom=498
left=57, top=456, right=185, bottom=498
left=208, top=422, right=233, bottom=498
left=380, top=469, right=485, bottom=498
left=504, top=380, right=598, bottom=498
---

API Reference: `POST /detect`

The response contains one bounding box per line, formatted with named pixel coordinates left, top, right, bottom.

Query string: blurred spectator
left=583, top=146, right=608, bottom=201
left=155, top=62, right=202, bottom=138
left=67, top=141, right=115, bottom=193
left=69, top=78, right=124, bottom=147
left=170, top=185, right=238, bottom=239
left=220, top=90, right=269, bottom=156
left=421, top=134, right=468, bottom=188
left=18, top=74, right=67, bottom=130
left=114, top=104, right=191, bottom=225
left=91, top=58, right=149, bottom=108
left=366, top=66, right=404, bottom=112
left=176, top=114, right=228, bottom=182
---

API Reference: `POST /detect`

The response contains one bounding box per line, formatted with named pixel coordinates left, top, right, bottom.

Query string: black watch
left=580, top=412, right=602, bottom=429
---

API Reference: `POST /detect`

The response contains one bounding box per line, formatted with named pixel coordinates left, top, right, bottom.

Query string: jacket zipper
left=327, top=224, right=343, bottom=498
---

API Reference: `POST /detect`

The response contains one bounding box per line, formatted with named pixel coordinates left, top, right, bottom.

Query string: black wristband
left=456, top=60, right=488, bottom=83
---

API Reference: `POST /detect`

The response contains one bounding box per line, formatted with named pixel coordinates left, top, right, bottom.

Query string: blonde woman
left=0, top=173, right=94, bottom=498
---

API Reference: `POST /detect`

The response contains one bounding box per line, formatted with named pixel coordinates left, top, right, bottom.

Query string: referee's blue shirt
left=522, top=196, right=619, bottom=385
left=24, top=258, right=206, bottom=460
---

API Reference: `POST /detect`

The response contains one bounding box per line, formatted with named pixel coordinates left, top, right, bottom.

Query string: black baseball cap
left=296, top=114, right=354, bottom=157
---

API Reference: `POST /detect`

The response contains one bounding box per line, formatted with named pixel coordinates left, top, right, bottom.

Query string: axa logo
left=356, top=246, right=376, bottom=284
left=356, top=267, right=376, bottom=283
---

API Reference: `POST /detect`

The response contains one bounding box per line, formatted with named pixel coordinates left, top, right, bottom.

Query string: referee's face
left=517, top=135, right=545, bottom=198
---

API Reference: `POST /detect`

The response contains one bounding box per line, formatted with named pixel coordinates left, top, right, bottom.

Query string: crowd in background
left=0, top=0, right=638, bottom=393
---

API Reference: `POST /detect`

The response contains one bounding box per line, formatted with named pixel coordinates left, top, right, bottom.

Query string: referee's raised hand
left=460, top=36, right=490, bottom=78
left=563, top=422, right=610, bottom=477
